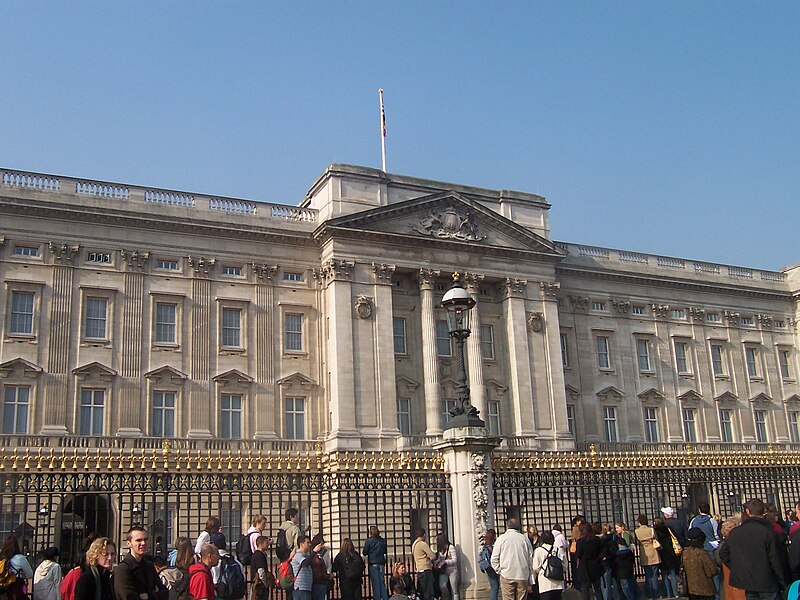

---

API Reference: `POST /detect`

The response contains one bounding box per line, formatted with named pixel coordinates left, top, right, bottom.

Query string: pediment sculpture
left=411, top=206, right=486, bottom=242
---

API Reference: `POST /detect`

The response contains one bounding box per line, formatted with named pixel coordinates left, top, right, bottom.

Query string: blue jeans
left=488, top=574, right=500, bottom=600
left=368, top=564, right=388, bottom=600
left=618, top=578, right=640, bottom=600
left=601, top=565, right=614, bottom=600
left=312, top=583, right=329, bottom=600
left=294, top=591, right=313, bottom=600
left=643, top=566, right=659, bottom=600
left=659, top=566, right=677, bottom=598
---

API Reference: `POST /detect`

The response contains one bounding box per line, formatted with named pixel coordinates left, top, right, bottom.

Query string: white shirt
left=532, top=543, right=567, bottom=593
left=33, top=559, right=61, bottom=600
left=490, top=529, right=534, bottom=582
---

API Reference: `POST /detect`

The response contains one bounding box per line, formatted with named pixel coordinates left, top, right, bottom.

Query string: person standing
left=292, top=535, right=321, bottom=600
left=570, top=516, right=586, bottom=591
left=634, top=515, right=660, bottom=600
left=0, top=535, right=33, bottom=600
left=653, top=518, right=679, bottom=599
left=532, top=531, right=567, bottom=600
left=690, top=504, right=720, bottom=556
left=33, top=546, right=62, bottom=600
left=246, top=516, right=269, bottom=556
left=412, top=529, right=437, bottom=600
left=195, top=517, right=222, bottom=556
left=719, top=499, right=789, bottom=600
left=363, top=526, right=389, bottom=600
left=681, top=528, right=717, bottom=600
left=662, top=508, right=687, bottom=548
left=480, top=529, right=500, bottom=600
left=334, top=538, right=365, bottom=600
left=280, top=508, right=302, bottom=556
left=574, top=522, right=604, bottom=600
left=436, top=533, right=458, bottom=600
left=114, top=526, right=167, bottom=600
left=188, top=543, right=219, bottom=600
left=250, top=535, right=273, bottom=600
left=75, top=538, right=116, bottom=600
left=490, top=518, right=534, bottom=600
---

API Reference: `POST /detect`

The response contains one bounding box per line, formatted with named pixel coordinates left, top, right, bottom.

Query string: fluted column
left=419, top=269, right=442, bottom=436
left=188, top=256, right=215, bottom=438
left=502, top=277, right=536, bottom=437
left=253, top=263, right=278, bottom=439
left=464, top=273, right=487, bottom=420
left=373, top=263, right=399, bottom=437
left=539, top=281, right=573, bottom=448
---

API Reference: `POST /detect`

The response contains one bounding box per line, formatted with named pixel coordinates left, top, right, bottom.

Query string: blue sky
left=1, top=1, right=798, bottom=270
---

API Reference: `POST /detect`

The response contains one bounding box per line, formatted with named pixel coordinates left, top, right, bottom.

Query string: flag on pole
left=379, top=88, right=387, bottom=172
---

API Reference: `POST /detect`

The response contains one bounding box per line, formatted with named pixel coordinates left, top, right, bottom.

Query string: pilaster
left=188, top=257, right=214, bottom=438
left=419, top=268, right=443, bottom=436
left=254, top=264, right=278, bottom=439
left=464, top=273, right=487, bottom=421
left=539, top=281, right=573, bottom=447
left=502, top=278, right=535, bottom=437
left=372, top=263, right=400, bottom=438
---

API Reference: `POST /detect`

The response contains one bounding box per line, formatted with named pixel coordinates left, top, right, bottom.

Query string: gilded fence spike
left=71, top=448, right=79, bottom=469
left=35, top=447, right=44, bottom=470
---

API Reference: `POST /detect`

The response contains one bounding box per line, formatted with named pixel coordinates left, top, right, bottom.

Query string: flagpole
left=379, top=88, right=387, bottom=173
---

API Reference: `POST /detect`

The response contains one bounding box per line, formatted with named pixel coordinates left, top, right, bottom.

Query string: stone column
left=372, top=263, right=399, bottom=438
left=253, top=264, right=278, bottom=439
left=464, top=273, right=487, bottom=421
left=419, top=269, right=443, bottom=436
left=435, top=431, right=500, bottom=600
left=502, top=278, right=536, bottom=437
left=188, top=256, right=215, bottom=438
left=539, top=281, right=573, bottom=448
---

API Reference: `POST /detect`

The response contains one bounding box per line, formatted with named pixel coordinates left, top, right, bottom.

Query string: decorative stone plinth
left=434, top=429, right=501, bottom=600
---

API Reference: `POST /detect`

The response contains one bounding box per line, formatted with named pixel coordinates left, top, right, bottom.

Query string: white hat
left=661, top=506, right=676, bottom=516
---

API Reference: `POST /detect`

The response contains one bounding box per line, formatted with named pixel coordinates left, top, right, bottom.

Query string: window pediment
left=486, top=379, right=508, bottom=399
left=714, top=391, right=738, bottom=404
left=145, top=365, right=188, bottom=385
left=784, top=394, right=800, bottom=404
left=396, top=376, right=420, bottom=395
left=637, top=388, right=666, bottom=404
left=72, top=361, right=117, bottom=382
left=596, top=386, right=624, bottom=402
left=749, top=392, right=772, bottom=405
left=213, top=369, right=254, bottom=387
left=276, top=372, right=317, bottom=391
left=0, top=357, right=43, bottom=379
left=678, top=389, right=703, bottom=405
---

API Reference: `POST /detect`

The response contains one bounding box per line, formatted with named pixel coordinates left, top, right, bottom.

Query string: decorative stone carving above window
left=724, top=310, right=740, bottom=325
left=689, top=307, right=705, bottom=322
left=637, top=388, right=666, bottom=405
left=0, top=357, right=43, bottom=379
left=756, top=314, right=773, bottom=328
left=651, top=304, right=670, bottom=319
left=539, top=281, right=560, bottom=298
left=251, top=263, right=278, bottom=280
left=49, top=241, right=80, bottom=263
left=396, top=376, right=420, bottom=395
left=565, top=384, right=581, bottom=400
left=372, top=262, right=396, bottom=281
left=354, top=295, right=373, bottom=319
left=120, top=249, right=150, bottom=270
left=316, top=259, right=355, bottom=286
left=276, top=371, right=318, bottom=391
left=714, top=391, right=738, bottom=405
left=678, top=389, right=703, bottom=406
left=527, top=312, right=543, bottom=332
left=411, top=206, right=486, bottom=242
left=486, top=379, right=509, bottom=400
left=144, top=365, right=188, bottom=385
left=784, top=393, right=800, bottom=405
left=569, top=295, right=589, bottom=312
left=187, top=255, right=216, bottom=275
left=72, top=361, right=117, bottom=382
left=749, top=392, right=772, bottom=405
left=596, top=385, right=624, bottom=403
left=213, top=368, right=254, bottom=387
left=612, top=300, right=631, bottom=314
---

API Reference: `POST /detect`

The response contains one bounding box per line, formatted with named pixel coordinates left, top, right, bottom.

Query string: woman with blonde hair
left=74, top=537, right=116, bottom=600
left=389, top=561, right=416, bottom=600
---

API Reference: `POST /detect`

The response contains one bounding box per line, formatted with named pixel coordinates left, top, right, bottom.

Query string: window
left=719, top=409, right=733, bottom=443
left=682, top=408, right=697, bottom=443
left=84, top=298, right=108, bottom=339
left=87, top=252, right=111, bottom=264
left=0, top=513, right=22, bottom=539
left=397, top=398, right=411, bottom=435
left=779, top=350, right=792, bottom=380
left=741, top=316, right=753, bottom=326
left=632, top=305, right=646, bottom=316
left=745, top=346, right=759, bottom=378
left=285, top=313, right=303, bottom=352
left=754, top=409, right=768, bottom=443
left=674, top=340, right=690, bottom=374
left=789, top=412, right=800, bottom=444
left=603, top=406, right=618, bottom=442
left=220, top=508, right=241, bottom=550
left=596, top=336, right=611, bottom=369
left=393, top=318, right=407, bottom=355
left=156, top=259, right=178, bottom=270
left=79, top=389, right=105, bottom=435
left=775, top=320, right=787, bottom=329
left=480, top=324, right=495, bottom=360
left=671, top=308, right=686, bottom=319
left=392, top=279, right=402, bottom=288
left=222, top=266, right=242, bottom=276
left=283, top=271, right=304, bottom=282
left=153, top=508, right=174, bottom=551
left=435, top=320, right=451, bottom=357
left=155, top=303, right=177, bottom=344
left=706, top=313, right=720, bottom=323
left=643, top=407, right=659, bottom=442
left=221, top=308, right=242, bottom=348
left=487, top=401, right=500, bottom=436
left=152, top=391, right=175, bottom=437
left=13, top=246, right=38, bottom=257
left=591, top=301, right=606, bottom=312
left=3, top=386, right=29, bottom=434
left=9, top=291, right=34, bottom=335
left=560, top=333, right=570, bottom=368
left=285, top=397, right=305, bottom=439
left=440, top=399, right=457, bottom=428
left=220, top=394, right=242, bottom=439
left=566, top=404, right=575, bottom=437
left=710, top=344, right=725, bottom=376
left=636, top=339, right=652, bottom=372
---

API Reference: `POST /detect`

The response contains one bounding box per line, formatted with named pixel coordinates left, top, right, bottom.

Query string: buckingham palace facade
left=1, top=163, right=799, bottom=452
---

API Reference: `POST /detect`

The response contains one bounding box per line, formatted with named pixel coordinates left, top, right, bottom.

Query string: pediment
left=73, top=361, right=117, bottom=381
left=637, top=388, right=666, bottom=403
left=396, top=376, right=420, bottom=394
left=678, top=389, right=703, bottom=404
left=0, top=357, right=43, bottom=379
left=596, top=386, right=624, bottom=401
left=145, top=365, right=188, bottom=384
left=565, top=383, right=581, bottom=396
left=318, top=191, right=564, bottom=258
left=785, top=394, right=800, bottom=404
left=486, top=379, right=508, bottom=398
left=276, top=372, right=317, bottom=389
left=749, top=392, right=772, bottom=404
left=714, top=391, right=738, bottom=404
left=213, top=369, right=255, bottom=386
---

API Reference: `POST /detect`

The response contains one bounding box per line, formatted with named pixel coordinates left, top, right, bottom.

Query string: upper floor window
left=560, top=333, right=570, bottom=369
left=221, top=266, right=242, bottom=277
left=440, top=399, right=457, bottom=428
left=719, top=409, right=734, bottom=443
left=2, top=386, right=29, bottom=434
left=285, top=396, right=305, bottom=440
left=596, top=336, right=611, bottom=370
left=566, top=404, right=575, bottom=437
left=435, top=320, right=451, bottom=357
left=79, top=389, right=105, bottom=435
left=631, top=305, right=646, bottom=316
left=591, top=301, right=606, bottom=312
left=487, top=401, right=501, bottom=436
left=636, top=339, right=652, bottom=372
left=152, top=391, right=175, bottom=437
left=741, top=316, right=754, bottom=326
left=706, top=313, right=720, bottom=323
left=84, top=298, right=108, bottom=339
left=155, top=303, right=177, bottom=344
left=393, top=318, right=407, bottom=355
left=603, top=406, right=618, bottom=442
left=220, top=393, right=242, bottom=439
left=682, top=408, right=697, bottom=443
left=283, top=271, right=304, bottom=282
left=285, top=313, right=303, bottom=352
left=789, top=412, right=800, bottom=444
left=480, top=324, right=495, bottom=360
left=221, top=308, right=242, bottom=348
left=9, top=291, right=34, bottom=335
left=754, top=409, right=768, bottom=443
left=779, top=350, right=792, bottom=380
left=674, top=340, right=691, bottom=374
left=710, top=344, right=725, bottom=376
left=397, top=397, right=411, bottom=435
left=745, top=346, right=759, bottom=378
left=671, top=308, right=686, bottom=320
left=12, top=246, right=39, bottom=257
left=156, top=259, right=179, bottom=271
left=87, top=252, right=111, bottom=264
left=643, top=407, right=660, bottom=442
left=775, top=320, right=787, bottom=329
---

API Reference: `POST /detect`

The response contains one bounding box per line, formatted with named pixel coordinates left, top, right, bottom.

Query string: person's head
left=571, top=515, right=585, bottom=527
left=540, top=531, right=555, bottom=546
left=256, top=535, right=270, bottom=551
left=720, top=516, right=741, bottom=540
left=578, top=522, right=593, bottom=539
left=415, top=528, right=426, bottom=540
left=174, top=537, right=194, bottom=571
left=617, top=538, right=629, bottom=549
left=614, top=521, right=627, bottom=535
left=126, top=526, right=148, bottom=561
left=766, top=504, right=779, bottom=524
left=86, top=537, right=116, bottom=570
left=526, top=525, right=539, bottom=540
left=553, top=524, right=563, bottom=533
left=393, top=582, right=407, bottom=596
left=637, top=514, right=649, bottom=526
left=209, top=532, right=227, bottom=551
left=600, top=523, right=612, bottom=535
left=392, top=561, right=407, bottom=578
left=591, top=522, right=602, bottom=536
left=653, top=517, right=665, bottom=529
left=436, top=532, right=450, bottom=553
left=200, top=543, right=220, bottom=568
left=661, top=507, right=675, bottom=519
left=341, top=538, right=356, bottom=556
left=485, top=529, right=496, bottom=545
left=369, top=526, right=380, bottom=538
left=204, top=517, right=221, bottom=534
left=698, top=502, right=711, bottom=515
left=252, top=515, right=267, bottom=530
left=506, top=518, right=520, bottom=532
left=41, top=546, right=59, bottom=562
left=153, top=556, right=167, bottom=571
left=745, top=498, right=766, bottom=518
left=297, top=535, right=311, bottom=554
left=794, top=501, right=800, bottom=520
left=0, top=535, right=21, bottom=560
left=311, top=532, right=325, bottom=548
left=286, top=508, right=299, bottom=523
left=686, top=527, right=706, bottom=548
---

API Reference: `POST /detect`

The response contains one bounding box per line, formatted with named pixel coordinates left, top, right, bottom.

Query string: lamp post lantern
left=441, top=273, right=486, bottom=431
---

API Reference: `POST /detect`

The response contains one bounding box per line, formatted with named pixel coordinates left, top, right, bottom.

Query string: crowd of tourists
left=2, top=498, right=799, bottom=600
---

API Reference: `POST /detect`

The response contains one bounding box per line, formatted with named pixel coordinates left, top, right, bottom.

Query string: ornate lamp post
left=441, top=273, right=486, bottom=430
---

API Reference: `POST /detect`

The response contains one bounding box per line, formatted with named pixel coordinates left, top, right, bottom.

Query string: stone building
left=1, top=164, right=799, bottom=451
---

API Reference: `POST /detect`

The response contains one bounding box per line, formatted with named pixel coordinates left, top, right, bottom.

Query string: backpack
left=542, top=546, right=564, bottom=581
left=0, top=558, right=18, bottom=590
left=311, top=553, right=330, bottom=585
left=216, top=556, right=246, bottom=600
left=668, top=529, right=682, bottom=555
left=275, top=528, right=291, bottom=562
left=477, top=545, right=492, bottom=573
left=235, top=532, right=257, bottom=566
left=167, top=571, right=194, bottom=600
left=342, top=554, right=364, bottom=580
left=277, top=554, right=295, bottom=590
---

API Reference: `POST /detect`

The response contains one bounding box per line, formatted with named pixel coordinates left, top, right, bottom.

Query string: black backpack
left=235, top=532, right=257, bottom=566
left=216, top=555, right=246, bottom=600
left=275, top=528, right=291, bottom=561
left=543, top=545, right=564, bottom=581
left=343, top=554, right=364, bottom=580
left=167, top=570, right=193, bottom=600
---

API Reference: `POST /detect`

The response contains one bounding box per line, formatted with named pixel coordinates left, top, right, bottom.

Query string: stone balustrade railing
left=1, top=168, right=317, bottom=224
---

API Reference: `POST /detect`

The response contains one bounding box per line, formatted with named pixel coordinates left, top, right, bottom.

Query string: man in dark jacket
left=662, top=507, right=688, bottom=547
left=114, top=526, right=168, bottom=600
left=363, top=526, right=388, bottom=600
left=719, top=498, right=789, bottom=600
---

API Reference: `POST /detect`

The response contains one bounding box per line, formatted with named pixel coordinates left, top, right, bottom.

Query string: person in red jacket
left=189, top=543, right=220, bottom=600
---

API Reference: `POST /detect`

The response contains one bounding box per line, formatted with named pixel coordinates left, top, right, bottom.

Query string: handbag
left=652, top=537, right=662, bottom=550
left=669, top=529, right=682, bottom=555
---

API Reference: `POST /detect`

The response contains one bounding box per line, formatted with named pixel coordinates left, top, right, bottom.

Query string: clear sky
left=1, top=1, right=798, bottom=270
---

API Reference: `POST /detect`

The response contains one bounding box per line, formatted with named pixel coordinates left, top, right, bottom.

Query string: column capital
left=502, top=277, right=528, bottom=299
left=187, top=255, right=216, bottom=276
left=120, top=249, right=150, bottom=270
left=371, top=262, right=396, bottom=282
left=418, top=268, right=441, bottom=289
left=48, top=241, right=80, bottom=264
left=251, top=262, right=278, bottom=281
left=314, top=259, right=356, bottom=287
left=539, top=281, right=560, bottom=299
left=463, top=272, right=486, bottom=292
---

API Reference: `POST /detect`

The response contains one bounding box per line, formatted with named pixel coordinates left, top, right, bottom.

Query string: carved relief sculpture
left=252, top=263, right=278, bottom=280
left=372, top=262, right=397, bottom=281
left=540, top=281, right=560, bottom=298
left=689, top=307, right=705, bottom=322
left=527, top=312, right=544, bottom=332
left=651, top=304, right=670, bottom=319
left=724, top=310, right=740, bottom=325
left=612, top=299, right=631, bottom=314
left=187, top=255, right=216, bottom=275
left=471, top=452, right=490, bottom=545
left=569, top=295, right=590, bottom=312
left=120, top=249, right=151, bottom=270
left=412, top=206, right=486, bottom=242
left=48, top=241, right=80, bottom=262
left=354, top=295, right=373, bottom=319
